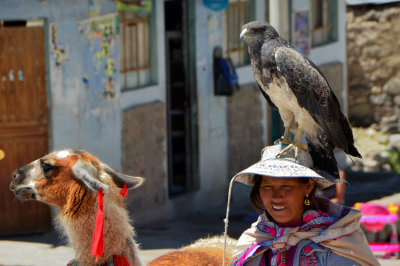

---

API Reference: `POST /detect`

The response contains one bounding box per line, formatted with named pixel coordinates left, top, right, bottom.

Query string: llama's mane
left=53, top=213, right=70, bottom=245
left=54, top=189, right=140, bottom=265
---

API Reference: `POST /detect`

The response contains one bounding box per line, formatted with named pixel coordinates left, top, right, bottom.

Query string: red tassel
left=92, top=189, right=104, bottom=261
left=113, top=255, right=131, bottom=266
left=120, top=184, right=128, bottom=198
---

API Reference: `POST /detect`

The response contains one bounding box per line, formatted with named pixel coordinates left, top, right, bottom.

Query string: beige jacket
left=233, top=201, right=380, bottom=266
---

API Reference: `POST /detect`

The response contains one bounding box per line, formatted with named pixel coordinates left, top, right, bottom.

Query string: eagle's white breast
left=258, top=74, right=322, bottom=144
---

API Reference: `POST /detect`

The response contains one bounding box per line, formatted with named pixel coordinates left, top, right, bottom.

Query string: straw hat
left=233, top=144, right=336, bottom=188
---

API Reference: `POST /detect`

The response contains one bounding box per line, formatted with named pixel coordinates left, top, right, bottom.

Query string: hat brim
left=233, top=158, right=334, bottom=188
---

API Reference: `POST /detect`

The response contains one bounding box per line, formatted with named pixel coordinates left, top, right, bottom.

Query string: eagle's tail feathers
left=307, top=141, right=339, bottom=179
left=337, top=112, right=362, bottom=159
left=347, top=144, right=362, bottom=158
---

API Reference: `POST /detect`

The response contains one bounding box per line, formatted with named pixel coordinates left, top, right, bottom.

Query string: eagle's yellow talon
left=298, top=143, right=308, bottom=150
left=276, top=138, right=292, bottom=145
left=277, top=143, right=308, bottom=158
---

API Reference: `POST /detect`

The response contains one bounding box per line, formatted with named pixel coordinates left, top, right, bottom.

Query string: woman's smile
left=259, top=177, right=314, bottom=224
left=271, top=204, right=285, bottom=211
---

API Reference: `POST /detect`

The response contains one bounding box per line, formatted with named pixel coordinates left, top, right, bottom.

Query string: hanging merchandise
left=203, top=0, right=229, bottom=11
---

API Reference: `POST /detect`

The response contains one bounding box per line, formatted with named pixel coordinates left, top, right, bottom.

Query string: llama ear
left=102, top=164, right=145, bottom=190
left=72, top=159, right=108, bottom=192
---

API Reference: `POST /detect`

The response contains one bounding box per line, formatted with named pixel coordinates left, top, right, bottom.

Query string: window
left=119, top=4, right=156, bottom=90
left=225, top=0, right=255, bottom=66
left=311, top=0, right=338, bottom=47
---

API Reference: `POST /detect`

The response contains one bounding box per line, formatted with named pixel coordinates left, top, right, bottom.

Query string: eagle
left=240, top=21, right=361, bottom=178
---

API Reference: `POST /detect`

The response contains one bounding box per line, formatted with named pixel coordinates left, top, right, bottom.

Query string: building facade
left=0, top=0, right=347, bottom=231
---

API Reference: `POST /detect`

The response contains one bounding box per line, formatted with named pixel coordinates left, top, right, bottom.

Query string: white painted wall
left=196, top=4, right=228, bottom=205
left=269, top=0, right=290, bottom=39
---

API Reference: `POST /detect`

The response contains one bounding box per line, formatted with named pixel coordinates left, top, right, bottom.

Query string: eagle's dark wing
left=273, top=46, right=360, bottom=157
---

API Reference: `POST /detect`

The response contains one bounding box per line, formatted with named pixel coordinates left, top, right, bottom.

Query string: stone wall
left=227, top=84, right=265, bottom=178
left=121, top=101, right=168, bottom=226
left=347, top=4, right=400, bottom=131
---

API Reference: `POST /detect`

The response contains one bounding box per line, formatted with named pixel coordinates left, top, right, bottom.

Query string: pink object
left=368, top=243, right=400, bottom=253
left=360, top=214, right=398, bottom=224
left=303, top=210, right=329, bottom=223
left=359, top=203, right=397, bottom=232
left=304, top=246, right=312, bottom=253
left=357, top=203, right=400, bottom=258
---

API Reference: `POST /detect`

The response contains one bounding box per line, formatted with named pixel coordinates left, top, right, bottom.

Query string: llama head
left=9, top=149, right=144, bottom=207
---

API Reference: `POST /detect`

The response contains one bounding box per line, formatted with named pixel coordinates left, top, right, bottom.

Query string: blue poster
left=204, top=0, right=229, bottom=11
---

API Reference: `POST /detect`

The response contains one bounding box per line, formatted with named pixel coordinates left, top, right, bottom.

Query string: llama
left=10, top=150, right=144, bottom=266
left=9, top=150, right=235, bottom=266
left=148, top=236, right=237, bottom=265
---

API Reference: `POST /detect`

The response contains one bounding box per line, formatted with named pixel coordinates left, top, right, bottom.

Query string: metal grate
left=119, top=11, right=152, bottom=89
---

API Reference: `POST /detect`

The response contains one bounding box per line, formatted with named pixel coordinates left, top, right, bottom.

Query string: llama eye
left=40, top=160, right=54, bottom=173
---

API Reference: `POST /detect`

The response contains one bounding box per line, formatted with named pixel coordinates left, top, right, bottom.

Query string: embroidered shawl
left=230, top=198, right=380, bottom=266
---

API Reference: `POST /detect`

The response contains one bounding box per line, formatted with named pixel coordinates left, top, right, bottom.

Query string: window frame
left=119, top=3, right=158, bottom=92
left=310, top=0, right=338, bottom=48
left=224, top=0, right=255, bottom=67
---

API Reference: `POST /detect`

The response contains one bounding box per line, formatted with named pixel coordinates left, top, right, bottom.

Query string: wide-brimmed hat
left=233, top=144, right=336, bottom=188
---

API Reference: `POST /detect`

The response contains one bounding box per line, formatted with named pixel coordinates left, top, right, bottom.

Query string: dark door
left=0, top=24, right=51, bottom=234
left=165, top=0, right=197, bottom=196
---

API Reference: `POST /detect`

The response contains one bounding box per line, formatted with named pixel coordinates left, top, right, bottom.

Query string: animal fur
left=10, top=150, right=144, bottom=266
left=10, top=150, right=236, bottom=266
left=148, top=235, right=237, bottom=266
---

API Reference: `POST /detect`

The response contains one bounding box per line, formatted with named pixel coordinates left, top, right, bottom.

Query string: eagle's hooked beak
left=240, top=28, right=247, bottom=42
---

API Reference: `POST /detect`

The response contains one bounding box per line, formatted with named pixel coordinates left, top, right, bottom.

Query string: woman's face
left=259, top=177, right=315, bottom=224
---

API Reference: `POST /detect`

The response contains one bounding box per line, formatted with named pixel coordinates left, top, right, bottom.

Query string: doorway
left=164, top=0, right=198, bottom=196
left=0, top=22, right=51, bottom=234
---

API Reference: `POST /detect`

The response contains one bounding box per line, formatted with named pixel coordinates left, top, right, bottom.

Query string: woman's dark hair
left=249, top=175, right=317, bottom=212
left=249, top=175, right=265, bottom=212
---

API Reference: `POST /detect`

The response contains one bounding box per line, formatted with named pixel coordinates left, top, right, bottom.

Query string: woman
left=229, top=144, right=379, bottom=266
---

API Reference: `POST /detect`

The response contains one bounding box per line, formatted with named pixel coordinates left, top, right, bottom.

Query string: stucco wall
left=0, top=0, right=122, bottom=169
left=121, top=101, right=168, bottom=226
left=347, top=4, right=400, bottom=130
left=227, top=84, right=265, bottom=178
